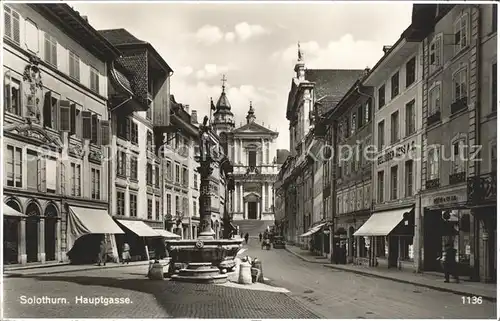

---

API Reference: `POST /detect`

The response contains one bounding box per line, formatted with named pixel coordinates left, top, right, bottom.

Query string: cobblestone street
left=243, top=240, right=496, bottom=319
left=3, top=264, right=317, bottom=319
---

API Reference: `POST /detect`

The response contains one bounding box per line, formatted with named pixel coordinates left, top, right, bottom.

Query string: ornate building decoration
left=22, top=55, right=43, bottom=124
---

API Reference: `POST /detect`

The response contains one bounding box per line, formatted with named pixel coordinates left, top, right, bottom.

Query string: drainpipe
left=330, top=120, right=338, bottom=264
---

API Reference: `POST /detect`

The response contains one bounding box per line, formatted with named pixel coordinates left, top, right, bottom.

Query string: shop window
left=375, top=236, right=386, bottom=257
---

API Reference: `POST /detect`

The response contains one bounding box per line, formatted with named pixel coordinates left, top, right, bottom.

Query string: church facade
left=212, top=80, right=279, bottom=221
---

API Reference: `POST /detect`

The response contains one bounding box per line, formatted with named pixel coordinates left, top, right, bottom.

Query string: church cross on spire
left=221, top=74, right=227, bottom=92
left=297, top=41, right=303, bottom=61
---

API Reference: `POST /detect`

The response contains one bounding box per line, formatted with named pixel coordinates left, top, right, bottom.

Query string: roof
left=305, top=69, right=365, bottom=113
left=215, top=90, right=232, bottom=112
left=29, top=4, right=120, bottom=61
left=232, top=121, right=278, bottom=135
left=276, top=149, right=290, bottom=165
left=99, top=28, right=173, bottom=73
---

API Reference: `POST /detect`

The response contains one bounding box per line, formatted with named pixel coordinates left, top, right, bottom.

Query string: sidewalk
left=3, top=260, right=150, bottom=277
left=285, top=244, right=497, bottom=301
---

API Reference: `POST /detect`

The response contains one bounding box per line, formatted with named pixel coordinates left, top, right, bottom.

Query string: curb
left=4, top=261, right=150, bottom=278
left=284, top=292, right=325, bottom=319
left=285, top=247, right=325, bottom=264
left=286, top=248, right=496, bottom=302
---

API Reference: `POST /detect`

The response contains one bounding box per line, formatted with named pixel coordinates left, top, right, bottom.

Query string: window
left=405, top=100, right=416, bottom=136
left=70, top=163, right=81, bottom=197
left=378, top=85, right=385, bottom=109
left=391, top=111, right=399, bottom=144
left=429, top=34, right=443, bottom=71
left=452, top=139, right=466, bottom=174
left=91, top=168, right=100, bottom=200
left=6, top=145, right=22, bottom=187
left=182, top=167, right=188, bottom=187
left=454, top=14, right=469, bottom=53
left=247, top=150, right=256, bottom=167
left=491, top=142, right=497, bottom=172
left=390, top=166, right=398, bottom=200
left=130, top=194, right=137, bottom=217
left=391, top=72, right=399, bottom=99
left=183, top=198, right=189, bottom=216
left=155, top=165, right=160, bottom=188
left=166, top=160, right=173, bottom=181
left=155, top=200, right=160, bottom=221
left=351, top=112, right=356, bottom=134
left=167, top=194, right=172, bottom=216
left=266, top=141, right=270, bottom=164
left=492, top=62, right=497, bottom=112
left=90, top=67, right=99, bottom=93
left=175, top=164, right=180, bottom=184
left=357, top=105, right=363, bottom=128
left=378, top=120, right=385, bottom=150
left=44, top=33, right=57, bottom=67
left=147, top=199, right=153, bottom=220
left=405, top=160, right=413, bottom=197
left=43, top=91, right=60, bottom=130
left=364, top=99, right=372, bottom=123
left=453, top=68, right=468, bottom=102
left=4, top=6, right=20, bottom=44
left=377, top=171, right=384, bottom=203
left=4, top=71, right=21, bottom=116
left=344, top=117, right=350, bottom=138
left=175, top=196, right=180, bottom=214
left=147, top=131, right=154, bottom=153
left=193, top=201, right=197, bottom=217
left=117, top=116, right=138, bottom=144
left=406, top=57, right=416, bottom=87
left=116, top=151, right=127, bottom=177
left=117, top=191, right=125, bottom=216
left=429, top=84, right=441, bottom=115
left=26, top=150, right=38, bottom=190
left=130, top=155, right=138, bottom=181
left=146, top=163, right=153, bottom=186
left=193, top=173, right=198, bottom=190
left=428, top=147, right=440, bottom=180
left=68, top=51, right=80, bottom=81
left=24, top=19, right=39, bottom=53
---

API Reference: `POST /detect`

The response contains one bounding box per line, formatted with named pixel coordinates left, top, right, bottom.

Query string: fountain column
left=198, top=160, right=215, bottom=240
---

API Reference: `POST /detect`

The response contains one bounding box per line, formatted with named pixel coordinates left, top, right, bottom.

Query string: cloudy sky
left=72, top=2, right=413, bottom=150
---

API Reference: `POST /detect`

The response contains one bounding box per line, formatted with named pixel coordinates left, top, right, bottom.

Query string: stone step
left=178, top=267, right=221, bottom=277
left=171, top=273, right=228, bottom=284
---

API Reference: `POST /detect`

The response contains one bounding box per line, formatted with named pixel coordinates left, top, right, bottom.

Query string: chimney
left=191, top=110, right=198, bottom=124
left=184, top=104, right=190, bottom=113
left=364, top=67, right=370, bottom=75
left=81, top=15, right=88, bottom=23
left=383, top=45, right=392, bottom=54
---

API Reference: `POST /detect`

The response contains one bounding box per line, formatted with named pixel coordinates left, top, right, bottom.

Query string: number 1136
left=462, top=296, right=482, bottom=304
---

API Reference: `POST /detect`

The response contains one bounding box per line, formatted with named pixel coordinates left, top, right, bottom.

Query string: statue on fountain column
left=199, top=116, right=211, bottom=161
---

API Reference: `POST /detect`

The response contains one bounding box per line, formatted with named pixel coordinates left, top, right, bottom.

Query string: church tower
left=246, top=101, right=256, bottom=124
left=212, top=74, right=235, bottom=135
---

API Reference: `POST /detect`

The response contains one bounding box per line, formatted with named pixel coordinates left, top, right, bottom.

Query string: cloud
left=272, top=34, right=384, bottom=69
left=234, top=22, right=269, bottom=41
left=176, top=66, right=193, bottom=76
left=194, top=22, right=269, bottom=45
left=195, top=63, right=236, bottom=80
left=195, top=25, right=223, bottom=45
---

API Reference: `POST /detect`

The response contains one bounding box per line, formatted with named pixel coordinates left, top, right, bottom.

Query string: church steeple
left=246, top=101, right=256, bottom=124
left=212, top=74, right=235, bottom=135
left=215, top=74, right=232, bottom=111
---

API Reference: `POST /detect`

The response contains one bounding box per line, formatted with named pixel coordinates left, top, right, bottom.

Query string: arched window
left=428, top=146, right=440, bottom=180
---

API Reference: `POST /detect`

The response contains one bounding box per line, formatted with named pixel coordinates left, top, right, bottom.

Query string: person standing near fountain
left=244, top=233, right=249, bottom=244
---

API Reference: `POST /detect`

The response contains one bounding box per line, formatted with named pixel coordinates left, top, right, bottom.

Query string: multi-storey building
left=320, top=72, right=374, bottom=264
left=99, top=28, right=173, bottom=260
left=415, top=4, right=497, bottom=282
left=272, top=149, right=290, bottom=236
left=278, top=45, right=364, bottom=248
left=3, top=3, right=120, bottom=265
left=353, top=24, right=425, bottom=270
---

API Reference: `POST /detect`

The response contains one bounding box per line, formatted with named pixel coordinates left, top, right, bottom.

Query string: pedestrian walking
left=340, top=243, right=347, bottom=264
left=334, top=243, right=340, bottom=264
left=122, top=242, right=131, bottom=264
left=442, top=243, right=459, bottom=283
left=97, top=239, right=107, bottom=266
left=259, top=233, right=263, bottom=242
left=244, top=233, right=249, bottom=244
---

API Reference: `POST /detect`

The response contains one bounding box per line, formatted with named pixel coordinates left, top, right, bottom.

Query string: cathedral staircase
left=233, top=220, right=274, bottom=238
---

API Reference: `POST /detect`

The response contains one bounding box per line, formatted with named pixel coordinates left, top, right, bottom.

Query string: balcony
left=451, top=97, right=468, bottom=115
left=427, top=111, right=441, bottom=126
left=449, top=172, right=466, bottom=185
left=467, top=171, right=497, bottom=205
left=425, top=178, right=440, bottom=190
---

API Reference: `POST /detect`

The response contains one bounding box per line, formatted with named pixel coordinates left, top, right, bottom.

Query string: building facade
left=418, top=4, right=497, bottom=282
left=356, top=32, right=424, bottom=270
left=3, top=3, right=119, bottom=265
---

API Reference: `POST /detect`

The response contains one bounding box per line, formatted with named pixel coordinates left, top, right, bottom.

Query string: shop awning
left=117, top=219, right=161, bottom=237
left=67, top=206, right=124, bottom=251
left=299, top=223, right=327, bottom=237
left=154, top=229, right=181, bottom=239
left=3, top=203, right=27, bottom=217
left=353, top=207, right=413, bottom=237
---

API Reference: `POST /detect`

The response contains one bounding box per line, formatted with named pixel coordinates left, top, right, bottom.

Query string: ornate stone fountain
left=169, top=116, right=243, bottom=284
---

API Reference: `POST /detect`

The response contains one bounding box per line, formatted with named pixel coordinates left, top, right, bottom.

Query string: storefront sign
left=433, top=195, right=458, bottom=205
left=377, top=141, right=416, bottom=165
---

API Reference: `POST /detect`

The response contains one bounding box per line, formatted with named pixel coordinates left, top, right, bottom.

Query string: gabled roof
left=232, top=121, right=278, bottom=135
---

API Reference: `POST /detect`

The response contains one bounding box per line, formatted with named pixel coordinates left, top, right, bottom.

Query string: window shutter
left=43, top=91, right=52, bottom=127
left=4, top=7, right=12, bottom=39
left=59, top=100, right=71, bottom=132
left=126, top=154, right=131, bottom=177
left=82, top=111, right=92, bottom=139
left=91, top=114, right=98, bottom=144
left=125, top=118, right=131, bottom=141
left=12, top=11, right=20, bottom=44
left=100, top=120, right=110, bottom=145
left=51, top=41, right=57, bottom=67
left=37, top=157, right=46, bottom=192
left=454, top=31, right=460, bottom=45
left=70, top=103, right=76, bottom=134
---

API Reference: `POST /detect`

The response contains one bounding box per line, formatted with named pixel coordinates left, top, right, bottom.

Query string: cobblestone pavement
left=243, top=239, right=496, bottom=319
left=3, top=265, right=318, bottom=319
